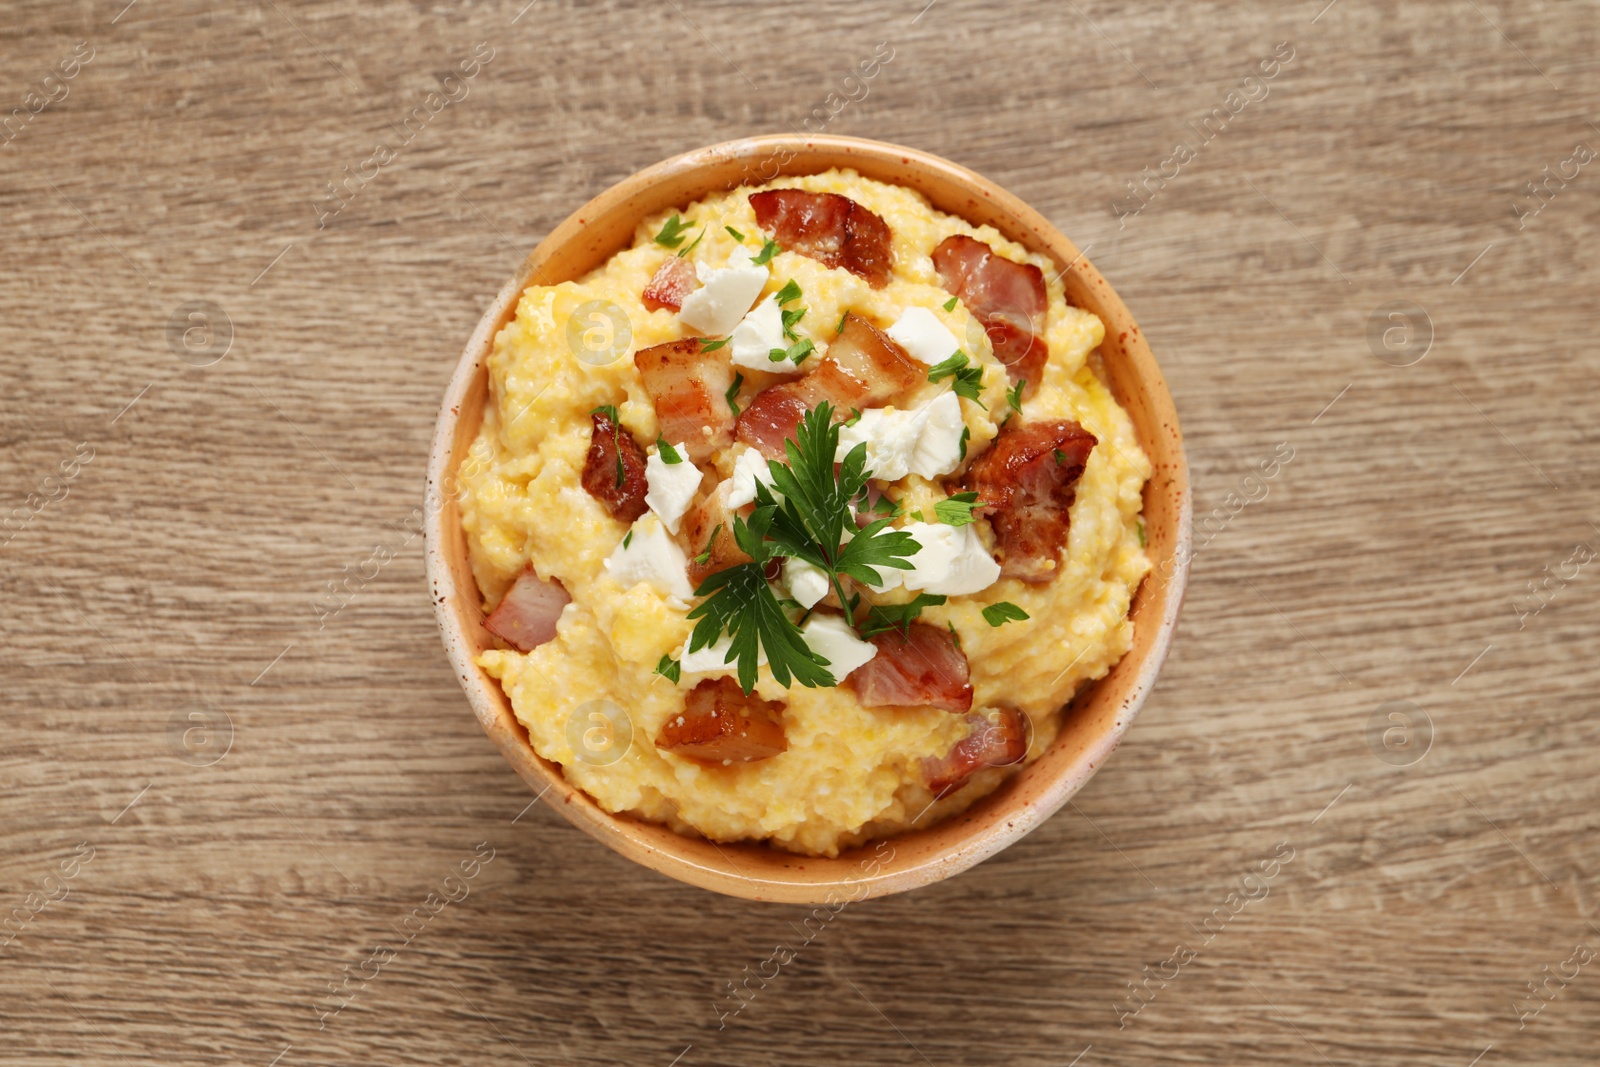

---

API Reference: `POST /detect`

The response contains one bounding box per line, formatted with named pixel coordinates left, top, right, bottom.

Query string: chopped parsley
left=700, top=336, right=731, bottom=352
left=685, top=403, right=923, bottom=693
left=622, top=529, right=634, bottom=548
left=942, top=295, right=958, bottom=312
left=859, top=593, right=947, bottom=638
left=656, top=437, right=683, bottom=464
left=654, top=654, right=681, bottom=683
left=835, top=311, right=849, bottom=335
left=653, top=214, right=693, bottom=248
left=769, top=338, right=814, bottom=365
left=948, top=621, right=963, bottom=650
left=1006, top=378, right=1026, bottom=415
left=933, top=491, right=981, bottom=527
left=751, top=238, right=779, bottom=266
left=927, top=350, right=986, bottom=406
left=774, top=279, right=802, bottom=305
left=590, top=404, right=620, bottom=423
left=773, top=282, right=807, bottom=342
left=957, top=425, right=970, bottom=462
left=724, top=372, right=744, bottom=416
left=725, top=225, right=745, bottom=242
left=676, top=226, right=707, bottom=258
left=982, top=601, right=1030, bottom=627
left=694, top=523, right=722, bottom=567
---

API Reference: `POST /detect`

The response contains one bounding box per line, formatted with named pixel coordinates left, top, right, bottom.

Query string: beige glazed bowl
left=425, top=135, right=1190, bottom=903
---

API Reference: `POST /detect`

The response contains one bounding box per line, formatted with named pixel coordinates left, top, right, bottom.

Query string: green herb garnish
left=769, top=339, right=814, bottom=365
left=654, top=654, right=681, bottom=683
left=948, top=621, right=962, bottom=649
left=724, top=372, right=744, bottom=416
left=751, top=239, right=779, bottom=266
left=836, top=311, right=849, bottom=335
left=933, top=491, right=981, bottom=527
left=700, top=336, right=731, bottom=352
left=694, top=523, right=722, bottom=567
left=676, top=226, right=707, bottom=258
left=725, top=225, right=745, bottom=242
left=590, top=404, right=620, bottom=423
left=927, top=350, right=986, bottom=406
left=656, top=437, right=683, bottom=464
left=942, top=295, right=958, bottom=312
left=622, top=529, right=634, bottom=548
left=859, top=593, right=947, bottom=638
left=957, top=425, right=970, bottom=462
left=1006, top=378, right=1026, bottom=414
left=654, top=215, right=693, bottom=248
left=774, top=279, right=802, bottom=305
left=781, top=306, right=806, bottom=342
left=982, top=602, right=1030, bottom=627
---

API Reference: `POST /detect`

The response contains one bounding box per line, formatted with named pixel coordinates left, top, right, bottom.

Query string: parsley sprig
left=684, top=403, right=923, bottom=693
left=654, top=215, right=694, bottom=248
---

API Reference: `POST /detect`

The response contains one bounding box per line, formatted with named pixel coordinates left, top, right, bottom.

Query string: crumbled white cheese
left=725, top=446, right=780, bottom=508
left=676, top=246, right=768, bottom=336
left=835, top=392, right=967, bottom=481
left=603, top=514, right=694, bottom=599
left=783, top=557, right=830, bottom=610
left=729, top=294, right=805, bottom=373
left=680, top=632, right=767, bottom=675
left=644, top=444, right=701, bottom=534
left=800, top=614, right=878, bottom=678
left=885, top=306, right=961, bottom=365
left=893, top=521, right=1001, bottom=596
left=907, top=391, right=966, bottom=478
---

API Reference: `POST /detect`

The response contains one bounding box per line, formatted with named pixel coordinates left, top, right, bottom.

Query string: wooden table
left=4, top=1, right=1596, bottom=1063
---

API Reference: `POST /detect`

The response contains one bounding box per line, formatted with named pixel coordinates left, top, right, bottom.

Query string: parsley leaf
left=836, top=311, right=849, bottom=335
left=858, top=593, right=947, bottom=637
left=774, top=279, right=802, bottom=305
left=1006, top=378, right=1026, bottom=414
left=942, top=295, right=959, bottom=312
left=927, top=350, right=986, bottom=406
left=724, top=372, right=744, bottom=416
left=957, top=425, right=970, bottom=462
left=676, top=226, right=706, bottom=258
left=700, top=336, right=731, bottom=352
left=769, top=339, right=814, bottom=365
left=780, top=305, right=806, bottom=342
left=653, top=214, right=693, bottom=248
left=948, top=620, right=963, bottom=650
left=933, top=491, right=981, bottom=527
left=725, top=225, right=745, bottom=242
left=751, top=238, right=779, bottom=266
left=622, top=528, right=633, bottom=548
left=982, top=601, right=1030, bottom=627
left=656, top=437, right=683, bottom=464
left=654, top=654, right=681, bottom=683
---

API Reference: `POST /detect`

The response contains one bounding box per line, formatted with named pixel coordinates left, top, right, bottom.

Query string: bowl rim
left=424, top=134, right=1190, bottom=903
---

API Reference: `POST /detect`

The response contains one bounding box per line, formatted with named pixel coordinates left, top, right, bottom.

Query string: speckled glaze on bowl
left=424, top=135, right=1190, bottom=903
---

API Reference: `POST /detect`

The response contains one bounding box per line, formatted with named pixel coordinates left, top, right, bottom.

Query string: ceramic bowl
left=424, top=135, right=1190, bottom=903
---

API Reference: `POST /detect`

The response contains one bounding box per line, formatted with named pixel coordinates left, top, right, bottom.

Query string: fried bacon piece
left=734, top=313, right=919, bottom=458
left=846, top=621, right=973, bottom=713
left=932, top=234, right=1050, bottom=395
left=633, top=338, right=737, bottom=463
left=749, top=189, right=893, bottom=288
left=657, top=677, right=788, bottom=763
left=581, top=409, right=648, bottom=522
left=483, top=566, right=570, bottom=652
left=642, top=257, right=698, bottom=312
left=923, top=708, right=1029, bottom=796
left=679, top=482, right=751, bottom=587
left=964, top=420, right=1097, bottom=582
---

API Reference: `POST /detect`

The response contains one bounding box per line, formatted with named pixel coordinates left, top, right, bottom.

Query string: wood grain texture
left=2, top=1, right=1597, bottom=1064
